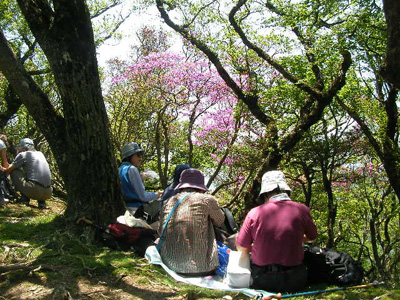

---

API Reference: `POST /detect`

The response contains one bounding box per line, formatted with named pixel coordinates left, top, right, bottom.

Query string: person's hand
left=156, top=190, right=163, bottom=198
left=303, top=234, right=316, bottom=243
left=140, top=172, right=150, bottom=180
left=236, top=244, right=251, bottom=253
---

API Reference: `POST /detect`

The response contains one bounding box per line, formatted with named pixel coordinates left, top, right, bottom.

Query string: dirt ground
left=0, top=199, right=236, bottom=300
left=2, top=273, right=182, bottom=300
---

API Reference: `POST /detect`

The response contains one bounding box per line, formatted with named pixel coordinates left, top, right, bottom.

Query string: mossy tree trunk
left=0, top=0, right=125, bottom=227
left=381, top=0, right=400, bottom=89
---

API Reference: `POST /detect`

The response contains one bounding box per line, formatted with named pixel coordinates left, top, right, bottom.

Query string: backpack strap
left=156, top=192, right=192, bottom=250
left=221, top=207, right=238, bottom=233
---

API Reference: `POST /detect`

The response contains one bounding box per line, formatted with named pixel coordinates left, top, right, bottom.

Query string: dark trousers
left=251, top=263, right=308, bottom=293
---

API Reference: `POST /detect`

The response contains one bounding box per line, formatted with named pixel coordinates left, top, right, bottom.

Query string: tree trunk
left=302, top=167, right=313, bottom=207
left=241, top=146, right=282, bottom=212
left=381, top=0, right=400, bottom=89
left=0, top=0, right=125, bottom=226
left=321, top=165, right=336, bottom=249
left=381, top=139, right=400, bottom=204
left=155, top=110, right=169, bottom=189
left=0, top=86, right=23, bottom=129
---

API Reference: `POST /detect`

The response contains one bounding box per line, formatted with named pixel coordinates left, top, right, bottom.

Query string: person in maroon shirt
left=236, top=170, right=318, bottom=293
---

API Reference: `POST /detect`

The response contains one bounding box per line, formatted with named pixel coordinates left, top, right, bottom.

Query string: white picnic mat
left=145, top=245, right=274, bottom=299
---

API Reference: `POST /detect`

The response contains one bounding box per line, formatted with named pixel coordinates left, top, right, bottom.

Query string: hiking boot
left=20, top=195, right=30, bottom=206
left=38, top=201, right=46, bottom=209
left=1, top=197, right=9, bottom=204
left=0, top=195, right=8, bottom=207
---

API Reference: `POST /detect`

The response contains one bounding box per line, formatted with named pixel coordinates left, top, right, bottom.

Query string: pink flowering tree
left=154, top=0, right=353, bottom=211
left=105, top=51, right=262, bottom=192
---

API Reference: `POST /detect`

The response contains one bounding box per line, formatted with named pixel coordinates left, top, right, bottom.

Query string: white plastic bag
left=117, top=210, right=153, bottom=229
left=224, top=250, right=252, bottom=288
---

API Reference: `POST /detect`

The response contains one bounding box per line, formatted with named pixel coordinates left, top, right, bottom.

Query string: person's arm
left=303, top=207, right=318, bottom=242
left=236, top=244, right=251, bottom=253
left=1, top=164, right=16, bottom=176
left=161, top=185, right=174, bottom=202
left=4, top=153, right=24, bottom=176
left=235, top=209, right=255, bottom=253
left=0, top=148, right=9, bottom=168
left=128, top=166, right=158, bottom=202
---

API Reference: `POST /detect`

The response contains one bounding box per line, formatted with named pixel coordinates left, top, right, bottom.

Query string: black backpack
left=214, top=207, right=239, bottom=249
left=0, top=172, right=15, bottom=200
left=220, top=207, right=238, bottom=235
left=303, top=245, right=364, bottom=286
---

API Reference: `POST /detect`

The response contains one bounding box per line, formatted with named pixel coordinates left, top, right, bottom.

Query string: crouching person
left=158, top=168, right=225, bottom=276
left=236, top=170, right=318, bottom=293
left=1, top=138, right=52, bottom=209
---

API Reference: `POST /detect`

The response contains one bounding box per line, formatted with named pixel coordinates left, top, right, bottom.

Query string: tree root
left=0, top=263, right=53, bottom=274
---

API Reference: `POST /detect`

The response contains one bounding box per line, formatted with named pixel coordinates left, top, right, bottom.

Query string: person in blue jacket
left=118, top=142, right=162, bottom=219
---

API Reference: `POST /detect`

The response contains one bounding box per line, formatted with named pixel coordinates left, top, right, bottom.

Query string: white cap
left=18, top=138, right=35, bottom=151
left=259, top=170, right=291, bottom=196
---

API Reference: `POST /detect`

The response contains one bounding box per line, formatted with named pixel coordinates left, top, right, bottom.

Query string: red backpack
left=101, top=223, right=157, bottom=257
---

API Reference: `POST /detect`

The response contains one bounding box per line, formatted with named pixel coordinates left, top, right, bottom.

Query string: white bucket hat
left=259, top=170, right=291, bottom=196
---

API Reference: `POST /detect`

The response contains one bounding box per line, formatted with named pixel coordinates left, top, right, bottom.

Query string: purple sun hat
left=174, top=168, right=208, bottom=191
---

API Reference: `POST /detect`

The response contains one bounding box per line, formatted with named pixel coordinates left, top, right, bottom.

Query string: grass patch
left=1, top=202, right=399, bottom=300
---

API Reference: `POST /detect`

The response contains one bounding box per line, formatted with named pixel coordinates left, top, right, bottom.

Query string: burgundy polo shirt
left=236, top=195, right=318, bottom=267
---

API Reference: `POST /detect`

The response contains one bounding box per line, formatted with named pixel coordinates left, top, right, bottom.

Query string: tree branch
left=90, top=0, right=121, bottom=19
left=17, top=0, right=54, bottom=36
left=156, top=0, right=272, bottom=126
left=0, top=29, right=65, bottom=152
left=0, top=85, right=23, bottom=129
left=207, top=117, right=241, bottom=188
left=336, top=96, right=384, bottom=158
left=265, top=1, right=324, bottom=90
left=95, top=12, right=132, bottom=46
left=229, top=0, right=322, bottom=99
